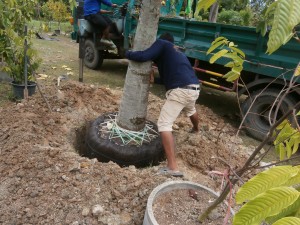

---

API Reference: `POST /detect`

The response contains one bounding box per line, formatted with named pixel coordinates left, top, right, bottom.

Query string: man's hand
left=112, top=3, right=118, bottom=7
left=150, top=69, right=154, bottom=84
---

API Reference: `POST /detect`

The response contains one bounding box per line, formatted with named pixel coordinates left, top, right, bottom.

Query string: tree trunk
left=117, top=0, right=161, bottom=131
left=209, top=2, right=219, bottom=23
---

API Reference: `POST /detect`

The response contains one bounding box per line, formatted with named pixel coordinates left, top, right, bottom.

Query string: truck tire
left=85, top=113, right=164, bottom=167
left=84, top=39, right=103, bottom=69
left=241, top=88, right=296, bottom=141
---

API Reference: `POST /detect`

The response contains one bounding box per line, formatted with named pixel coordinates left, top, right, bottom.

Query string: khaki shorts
left=158, top=86, right=200, bottom=132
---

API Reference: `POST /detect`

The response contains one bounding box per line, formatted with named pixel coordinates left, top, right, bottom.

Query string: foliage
left=233, top=166, right=300, bottom=225
left=197, top=0, right=300, bottom=54
left=206, top=36, right=245, bottom=82
left=218, top=10, right=243, bottom=25
left=256, top=0, right=300, bottom=54
left=220, top=0, right=248, bottom=11
left=274, top=119, right=300, bottom=161
left=239, top=7, right=254, bottom=26
left=1, top=33, right=40, bottom=84
left=42, top=0, right=70, bottom=26
left=194, top=0, right=216, bottom=18
left=251, top=0, right=275, bottom=26
left=0, top=0, right=41, bottom=84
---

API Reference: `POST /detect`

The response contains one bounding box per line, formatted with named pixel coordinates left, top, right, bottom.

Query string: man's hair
left=159, top=32, right=174, bottom=43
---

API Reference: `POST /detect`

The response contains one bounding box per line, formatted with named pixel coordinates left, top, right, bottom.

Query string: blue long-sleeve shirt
left=125, top=39, right=199, bottom=91
left=84, top=0, right=112, bottom=16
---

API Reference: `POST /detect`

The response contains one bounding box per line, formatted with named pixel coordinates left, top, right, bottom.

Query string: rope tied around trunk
left=98, top=113, right=159, bottom=146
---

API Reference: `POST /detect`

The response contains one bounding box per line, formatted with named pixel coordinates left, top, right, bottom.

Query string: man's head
left=159, top=32, right=174, bottom=43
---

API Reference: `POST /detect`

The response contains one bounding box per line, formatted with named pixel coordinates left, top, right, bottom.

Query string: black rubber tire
left=84, top=39, right=103, bottom=69
left=241, top=88, right=297, bottom=141
left=85, top=113, right=164, bottom=167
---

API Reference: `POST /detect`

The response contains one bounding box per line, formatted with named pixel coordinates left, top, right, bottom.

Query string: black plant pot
left=11, top=81, right=37, bottom=99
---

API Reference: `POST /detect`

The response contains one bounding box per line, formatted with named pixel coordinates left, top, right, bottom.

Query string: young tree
left=43, top=0, right=70, bottom=30
left=117, top=0, right=162, bottom=131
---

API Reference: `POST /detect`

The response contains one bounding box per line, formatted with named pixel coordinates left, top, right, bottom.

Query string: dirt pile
left=0, top=80, right=252, bottom=224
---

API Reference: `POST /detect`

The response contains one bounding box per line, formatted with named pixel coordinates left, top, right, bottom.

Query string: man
left=125, top=33, right=200, bottom=177
left=84, top=0, right=117, bottom=47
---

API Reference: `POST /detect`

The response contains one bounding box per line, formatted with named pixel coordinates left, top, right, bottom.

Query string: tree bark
left=117, top=0, right=161, bottom=131
left=209, top=2, right=219, bottom=23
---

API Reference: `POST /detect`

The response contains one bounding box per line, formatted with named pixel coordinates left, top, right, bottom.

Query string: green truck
left=71, top=0, right=300, bottom=141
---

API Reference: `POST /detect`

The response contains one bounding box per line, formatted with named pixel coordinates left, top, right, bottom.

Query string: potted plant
left=0, top=0, right=40, bottom=99
left=2, top=33, right=41, bottom=99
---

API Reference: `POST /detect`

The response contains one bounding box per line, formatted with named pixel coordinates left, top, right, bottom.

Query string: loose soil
left=153, top=188, right=228, bottom=225
left=0, top=34, right=261, bottom=225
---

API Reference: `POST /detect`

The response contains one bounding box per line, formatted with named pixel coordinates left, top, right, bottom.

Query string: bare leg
left=160, top=131, right=178, bottom=171
left=189, top=112, right=199, bottom=132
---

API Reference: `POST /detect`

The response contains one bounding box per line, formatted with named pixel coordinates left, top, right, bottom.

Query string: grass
left=28, top=20, right=73, bottom=34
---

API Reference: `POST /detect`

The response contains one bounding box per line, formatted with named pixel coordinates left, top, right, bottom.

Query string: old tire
left=241, top=88, right=296, bottom=141
left=84, top=39, right=103, bottom=69
left=85, top=113, right=164, bottom=167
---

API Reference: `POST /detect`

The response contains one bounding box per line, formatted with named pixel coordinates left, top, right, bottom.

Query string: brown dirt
left=153, top=188, right=228, bottom=225
left=0, top=35, right=255, bottom=225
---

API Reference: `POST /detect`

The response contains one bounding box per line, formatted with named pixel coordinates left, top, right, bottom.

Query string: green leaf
left=277, top=120, right=290, bottom=130
left=232, top=65, right=243, bottom=73
left=266, top=197, right=300, bottom=224
left=211, top=36, right=227, bottom=45
left=285, top=140, right=292, bottom=158
left=209, top=49, right=228, bottom=64
left=226, top=73, right=240, bottom=82
left=224, top=62, right=234, bottom=68
left=229, top=46, right=245, bottom=58
left=195, top=0, right=217, bottom=15
left=207, top=39, right=226, bottom=55
left=223, top=71, right=240, bottom=82
left=224, top=53, right=244, bottom=66
left=290, top=134, right=300, bottom=154
left=267, top=0, right=300, bottom=54
left=295, top=66, right=300, bottom=77
left=265, top=1, right=278, bottom=18
left=233, top=187, right=300, bottom=225
left=283, top=167, right=300, bottom=187
left=272, top=217, right=300, bottom=225
left=236, top=166, right=299, bottom=204
left=279, top=143, right=286, bottom=160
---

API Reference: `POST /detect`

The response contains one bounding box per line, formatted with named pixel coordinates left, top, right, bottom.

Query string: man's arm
left=101, top=0, right=113, bottom=7
left=125, top=40, right=165, bottom=62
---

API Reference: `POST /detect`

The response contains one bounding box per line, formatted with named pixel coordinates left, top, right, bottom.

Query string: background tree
left=41, top=0, right=70, bottom=31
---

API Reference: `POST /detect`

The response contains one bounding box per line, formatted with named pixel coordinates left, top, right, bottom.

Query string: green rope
left=98, top=113, right=159, bottom=146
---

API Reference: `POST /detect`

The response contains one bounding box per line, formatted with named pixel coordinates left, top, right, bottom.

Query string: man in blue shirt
left=84, top=0, right=117, bottom=47
left=126, top=33, right=200, bottom=177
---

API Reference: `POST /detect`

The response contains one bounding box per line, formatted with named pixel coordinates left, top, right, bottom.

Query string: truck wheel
left=84, top=39, right=103, bottom=69
left=85, top=113, right=164, bottom=167
left=241, top=89, right=296, bottom=141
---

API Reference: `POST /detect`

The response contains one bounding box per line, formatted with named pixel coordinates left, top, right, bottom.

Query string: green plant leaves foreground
left=207, top=37, right=245, bottom=82
left=267, top=0, right=300, bottom=54
left=234, top=166, right=300, bottom=225
left=236, top=166, right=299, bottom=204
left=233, top=187, right=300, bottom=225
left=272, top=217, right=300, bottom=225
